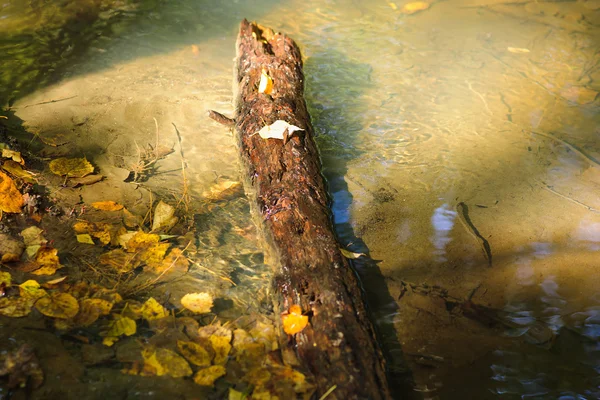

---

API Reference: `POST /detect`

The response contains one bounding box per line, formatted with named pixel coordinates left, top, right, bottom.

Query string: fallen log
left=211, top=20, right=391, bottom=399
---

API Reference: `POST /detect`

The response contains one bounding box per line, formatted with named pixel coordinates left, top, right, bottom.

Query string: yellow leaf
left=256, top=120, right=303, bottom=140
left=1, top=148, right=23, bottom=164
left=31, top=246, right=62, bottom=275
left=209, top=335, right=232, bottom=365
left=1, top=160, right=36, bottom=184
left=340, top=248, right=366, bottom=259
left=76, top=234, right=95, bottom=244
left=201, top=179, right=243, bottom=202
left=244, top=368, right=271, bottom=386
left=0, top=297, right=34, bottom=317
left=141, top=297, right=169, bottom=321
left=102, top=314, right=137, bottom=337
left=91, top=201, right=124, bottom=211
left=99, top=249, right=140, bottom=273
left=401, top=1, right=429, bottom=14
left=49, top=157, right=94, bottom=178
left=282, top=305, right=308, bottom=335
left=193, top=365, right=226, bottom=386
left=181, top=292, right=213, bottom=314
left=146, top=247, right=189, bottom=274
left=126, top=232, right=160, bottom=252
left=102, top=336, right=119, bottom=346
left=74, top=298, right=114, bottom=327
left=0, top=171, right=23, bottom=213
left=35, top=292, right=79, bottom=319
left=73, top=221, right=112, bottom=245
left=258, top=69, right=273, bottom=95
left=138, top=242, right=169, bottom=265
left=142, top=348, right=192, bottom=378
left=19, top=280, right=47, bottom=300
left=177, top=340, right=212, bottom=367
left=388, top=2, right=397, bottom=10
left=0, top=271, right=11, bottom=286
left=507, top=47, right=530, bottom=54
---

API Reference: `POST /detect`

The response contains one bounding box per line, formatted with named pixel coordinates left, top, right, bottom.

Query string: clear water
left=2, top=0, right=600, bottom=398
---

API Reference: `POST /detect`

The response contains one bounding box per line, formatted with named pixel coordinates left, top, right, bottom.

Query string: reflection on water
left=2, top=0, right=600, bottom=398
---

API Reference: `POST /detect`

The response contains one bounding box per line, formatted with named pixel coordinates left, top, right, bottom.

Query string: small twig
left=529, top=130, right=600, bottom=169
left=541, top=183, right=600, bottom=213
left=19, top=95, right=78, bottom=109
left=466, top=80, right=492, bottom=115
left=319, top=385, right=337, bottom=400
left=172, top=122, right=190, bottom=211
left=207, top=110, right=235, bottom=127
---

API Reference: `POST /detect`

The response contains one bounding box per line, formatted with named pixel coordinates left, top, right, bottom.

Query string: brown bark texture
left=231, top=19, right=391, bottom=399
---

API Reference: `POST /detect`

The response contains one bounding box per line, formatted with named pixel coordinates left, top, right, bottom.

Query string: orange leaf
left=91, top=201, right=124, bottom=211
left=0, top=171, right=23, bottom=213
left=282, top=305, right=308, bottom=335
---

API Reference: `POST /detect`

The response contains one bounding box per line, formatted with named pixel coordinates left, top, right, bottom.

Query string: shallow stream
left=2, top=0, right=600, bottom=398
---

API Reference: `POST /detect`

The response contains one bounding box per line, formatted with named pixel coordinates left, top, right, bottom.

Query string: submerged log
left=228, top=19, right=390, bottom=399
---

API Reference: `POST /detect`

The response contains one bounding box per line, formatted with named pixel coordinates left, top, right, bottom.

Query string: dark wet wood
left=232, top=19, right=391, bottom=399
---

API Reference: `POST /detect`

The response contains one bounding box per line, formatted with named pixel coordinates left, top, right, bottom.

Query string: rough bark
left=230, top=19, right=391, bottom=399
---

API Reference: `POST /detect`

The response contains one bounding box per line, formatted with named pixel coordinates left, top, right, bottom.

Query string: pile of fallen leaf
left=0, top=127, right=315, bottom=398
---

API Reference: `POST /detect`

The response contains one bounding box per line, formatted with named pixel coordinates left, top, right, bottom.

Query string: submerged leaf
left=1, top=160, right=36, bottom=184
left=0, top=171, right=23, bottom=213
left=193, top=365, right=226, bottom=386
left=181, top=292, right=213, bottom=314
left=102, top=315, right=137, bottom=338
left=91, top=201, right=123, bottom=211
left=141, top=297, right=169, bottom=321
left=401, top=1, right=430, bottom=14
left=151, top=201, right=178, bottom=232
left=49, top=157, right=94, bottom=178
left=256, top=120, right=303, bottom=140
left=177, top=340, right=212, bottom=367
left=142, top=348, right=192, bottom=378
left=35, top=292, right=79, bottom=319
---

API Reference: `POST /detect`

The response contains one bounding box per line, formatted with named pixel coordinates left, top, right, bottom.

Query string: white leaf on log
left=256, top=120, right=304, bottom=140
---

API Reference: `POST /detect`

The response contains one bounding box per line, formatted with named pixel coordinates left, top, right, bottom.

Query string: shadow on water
left=305, top=51, right=417, bottom=398
left=0, top=0, right=280, bottom=106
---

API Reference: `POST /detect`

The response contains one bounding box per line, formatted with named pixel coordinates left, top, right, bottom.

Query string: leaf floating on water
left=507, top=47, right=530, bottom=54
left=35, top=292, right=79, bottom=319
left=49, top=157, right=94, bottom=178
left=91, top=201, right=123, bottom=211
left=193, top=365, right=226, bottom=386
left=258, top=69, right=273, bottom=95
left=282, top=305, right=309, bottom=335
left=256, top=120, right=303, bottom=140
left=339, top=247, right=366, bottom=259
left=401, top=1, right=430, bottom=14
left=0, top=171, right=24, bottom=213
left=0, top=297, right=34, bottom=317
left=177, top=340, right=212, bottom=367
left=181, top=292, right=213, bottom=314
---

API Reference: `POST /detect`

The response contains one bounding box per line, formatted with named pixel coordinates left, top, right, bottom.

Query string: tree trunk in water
left=231, top=19, right=391, bottom=400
